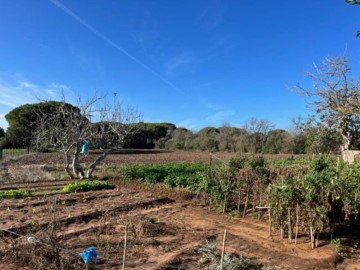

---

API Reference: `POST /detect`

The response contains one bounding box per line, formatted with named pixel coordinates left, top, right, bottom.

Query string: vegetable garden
left=116, top=154, right=360, bottom=251
left=0, top=151, right=359, bottom=269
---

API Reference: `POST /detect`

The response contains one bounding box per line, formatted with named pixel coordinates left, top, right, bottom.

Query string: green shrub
left=0, top=189, right=31, bottom=198
left=63, top=180, right=114, bottom=193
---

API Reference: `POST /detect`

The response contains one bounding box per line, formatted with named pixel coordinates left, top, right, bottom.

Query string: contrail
left=49, top=0, right=183, bottom=94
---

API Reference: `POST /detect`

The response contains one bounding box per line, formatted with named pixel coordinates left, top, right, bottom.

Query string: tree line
left=1, top=55, right=360, bottom=160
left=0, top=104, right=349, bottom=155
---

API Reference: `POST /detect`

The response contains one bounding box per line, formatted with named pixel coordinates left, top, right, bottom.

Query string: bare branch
left=294, top=55, right=360, bottom=152
left=33, top=94, right=142, bottom=179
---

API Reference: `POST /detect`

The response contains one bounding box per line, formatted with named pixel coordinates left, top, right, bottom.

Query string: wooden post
left=237, top=191, right=241, bottom=212
left=295, top=204, right=299, bottom=245
left=208, top=154, right=213, bottom=210
left=288, top=208, right=292, bottom=242
left=280, top=221, right=284, bottom=239
left=267, top=184, right=271, bottom=236
left=332, top=156, right=340, bottom=185
left=255, top=206, right=271, bottom=236
left=0, top=148, right=2, bottom=161
left=268, top=207, right=271, bottom=236
left=220, top=228, right=227, bottom=270
left=310, top=226, right=314, bottom=249
left=258, top=193, right=262, bottom=219
left=122, top=225, right=127, bottom=270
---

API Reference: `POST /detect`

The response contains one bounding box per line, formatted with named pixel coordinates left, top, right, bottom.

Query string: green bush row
left=63, top=180, right=114, bottom=193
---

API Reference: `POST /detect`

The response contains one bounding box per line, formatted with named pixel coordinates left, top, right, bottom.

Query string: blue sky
left=0, top=0, right=359, bottom=131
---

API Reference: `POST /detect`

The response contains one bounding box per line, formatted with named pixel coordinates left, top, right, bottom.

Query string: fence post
left=0, top=148, right=2, bottom=161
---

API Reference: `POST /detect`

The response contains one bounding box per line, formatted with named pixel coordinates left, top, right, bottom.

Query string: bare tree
left=241, top=117, right=275, bottom=154
left=242, top=117, right=275, bottom=135
left=34, top=94, right=141, bottom=179
left=293, top=55, right=360, bottom=153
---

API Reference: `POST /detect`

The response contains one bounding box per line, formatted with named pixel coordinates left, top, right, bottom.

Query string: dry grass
left=0, top=164, right=66, bottom=183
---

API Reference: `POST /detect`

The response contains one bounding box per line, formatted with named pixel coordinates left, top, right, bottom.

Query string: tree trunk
left=242, top=184, right=250, bottom=217
left=64, top=149, right=75, bottom=179
left=340, top=128, right=352, bottom=163
left=86, top=149, right=114, bottom=178
left=72, top=144, right=84, bottom=179
left=340, top=131, right=351, bottom=152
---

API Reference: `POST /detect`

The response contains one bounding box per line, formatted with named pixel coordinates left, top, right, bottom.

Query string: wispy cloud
left=195, top=0, right=226, bottom=29
left=165, top=52, right=194, bottom=74
left=176, top=119, right=201, bottom=131
left=49, top=0, right=182, bottom=94
left=0, top=80, right=73, bottom=129
left=200, top=98, right=224, bottom=111
left=68, top=46, right=105, bottom=74
left=206, top=110, right=236, bottom=124
left=207, top=103, right=223, bottom=111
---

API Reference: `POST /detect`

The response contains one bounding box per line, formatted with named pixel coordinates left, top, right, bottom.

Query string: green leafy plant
left=331, top=238, right=341, bottom=245
left=119, top=162, right=208, bottom=189
left=63, top=180, right=114, bottom=193
left=0, top=189, right=31, bottom=198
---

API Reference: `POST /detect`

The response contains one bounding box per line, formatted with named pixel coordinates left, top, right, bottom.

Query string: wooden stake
left=258, top=193, right=262, bottom=219
left=295, top=203, right=299, bottom=245
left=268, top=207, right=271, bottom=236
left=334, top=156, right=340, bottom=185
left=267, top=184, right=271, bottom=236
left=255, top=206, right=271, bottom=236
left=288, top=208, right=292, bottom=242
left=122, top=225, right=127, bottom=270
left=310, top=226, right=314, bottom=249
left=220, top=228, right=227, bottom=270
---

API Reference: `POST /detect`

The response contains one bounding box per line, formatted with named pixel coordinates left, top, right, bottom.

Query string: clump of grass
left=63, top=179, right=114, bottom=193
left=0, top=189, right=31, bottom=198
